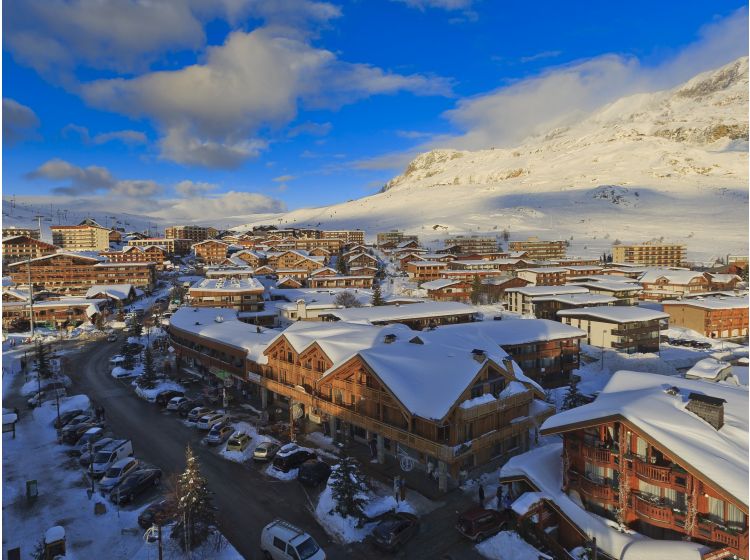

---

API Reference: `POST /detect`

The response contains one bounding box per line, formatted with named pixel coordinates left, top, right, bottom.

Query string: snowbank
left=111, top=364, right=144, bottom=379
left=476, top=531, right=551, bottom=560
left=134, top=380, right=184, bottom=401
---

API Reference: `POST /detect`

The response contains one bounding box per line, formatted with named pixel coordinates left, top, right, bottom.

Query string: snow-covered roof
left=85, top=284, right=134, bottom=300
left=561, top=265, right=603, bottom=271
left=518, top=267, right=567, bottom=274
left=557, top=306, right=668, bottom=323
left=189, top=277, right=264, bottom=292
left=530, top=293, right=616, bottom=306
left=436, top=319, right=586, bottom=346
left=541, top=370, right=749, bottom=507
left=570, top=280, right=643, bottom=292
left=5, top=252, right=101, bottom=267
left=500, top=443, right=709, bottom=560
left=168, top=307, right=275, bottom=364
left=324, top=301, right=476, bottom=324
left=407, top=260, right=447, bottom=267
left=685, top=358, right=732, bottom=380
left=662, top=295, right=749, bottom=310
left=506, top=285, right=589, bottom=297
left=421, top=278, right=463, bottom=290
left=638, top=269, right=707, bottom=284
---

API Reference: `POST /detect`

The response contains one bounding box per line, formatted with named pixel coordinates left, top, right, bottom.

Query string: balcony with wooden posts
left=581, top=442, right=616, bottom=465
left=456, top=390, right=532, bottom=422
left=632, top=493, right=676, bottom=528
left=697, top=518, right=749, bottom=558
left=577, top=474, right=616, bottom=502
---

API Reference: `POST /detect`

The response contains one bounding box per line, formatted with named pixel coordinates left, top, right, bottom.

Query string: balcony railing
left=582, top=443, right=615, bottom=464
left=698, top=518, right=749, bottom=553
left=633, top=493, right=676, bottom=526
left=578, top=475, right=615, bottom=501
left=634, top=461, right=672, bottom=483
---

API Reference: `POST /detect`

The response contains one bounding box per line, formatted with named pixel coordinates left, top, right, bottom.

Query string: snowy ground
left=134, top=381, right=185, bottom=402
left=476, top=531, right=551, bottom=560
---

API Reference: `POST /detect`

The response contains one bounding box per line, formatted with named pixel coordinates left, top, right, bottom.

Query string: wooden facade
left=2, top=235, right=58, bottom=265
left=193, top=240, right=229, bottom=264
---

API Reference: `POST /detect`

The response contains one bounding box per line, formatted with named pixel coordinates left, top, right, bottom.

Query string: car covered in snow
left=53, top=409, right=85, bottom=429
left=99, top=457, right=140, bottom=493
left=455, top=507, right=508, bottom=542
left=253, top=441, right=281, bottom=462
left=196, top=413, right=228, bottom=431
left=271, top=444, right=315, bottom=473
left=225, top=432, right=251, bottom=452
left=369, top=512, right=419, bottom=552
left=206, top=424, right=233, bottom=446
left=260, top=519, right=325, bottom=560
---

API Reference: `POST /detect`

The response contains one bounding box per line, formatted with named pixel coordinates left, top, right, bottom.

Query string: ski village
left=2, top=3, right=749, bottom=560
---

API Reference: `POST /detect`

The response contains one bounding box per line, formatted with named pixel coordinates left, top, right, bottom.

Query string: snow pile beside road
left=21, top=374, right=71, bottom=397
left=476, top=531, right=551, bottom=560
left=32, top=394, right=91, bottom=425
left=265, top=465, right=300, bottom=481
left=111, top=364, right=144, bottom=379
left=134, top=380, right=184, bottom=401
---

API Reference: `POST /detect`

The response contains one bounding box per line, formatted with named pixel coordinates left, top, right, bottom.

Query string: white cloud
left=80, top=27, right=451, bottom=168
left=273, top=174, right=296, bottom=182
left=174, top=180, right=218, bottom=197
left=3, top=98, right=40, bottom=145
left=26, top=158, right=162, bottom=197
left=519, top=50, right=562, bottom=64
left=150, top=190, right=286, bottom=222
left=63, top=124, right=147, bottom=145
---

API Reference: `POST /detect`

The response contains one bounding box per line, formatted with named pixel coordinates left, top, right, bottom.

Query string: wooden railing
left=581, top=444, right=612, bottom=464
left=633, top=494, right=674, bottom=526
left=634, top=461, right=672, bottom=483
left=578, top=476, right=614, bottom=501
left=456, top=391, right=532, bottom=421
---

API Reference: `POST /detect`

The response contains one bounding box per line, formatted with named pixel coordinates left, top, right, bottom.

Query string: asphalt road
left=61, top=337, right=482, bottom=560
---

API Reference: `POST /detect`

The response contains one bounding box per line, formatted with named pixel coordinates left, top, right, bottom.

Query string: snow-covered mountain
left=238, top=57, right=749, bottom=261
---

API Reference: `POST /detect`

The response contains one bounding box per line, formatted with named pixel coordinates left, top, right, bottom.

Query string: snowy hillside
left=2, top=198, right=160, bottom=242
left=237, top=57, right=749, bottom=261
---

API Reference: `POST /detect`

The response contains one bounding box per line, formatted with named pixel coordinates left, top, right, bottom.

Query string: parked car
left=206, top=425, right=233, bottom=446
left=177, top=399, right=201, bottom=417
left=107, top=333, right=118, bottom=343
left=53, top=409, right=84, bottom=429
left=99, top=457, right=140, bottom=493
left=79, top=437, right=114, bottom=468
left=138, top=498, right=176, bottom=529
left=166, top=396, right=189, bottom=411
left=455, top=507, right=508, bottom=542
left=71, top=427, right=105, bottom=456
left=60, top=414, right=95, bottom=439
left=253, top=441, right=281, bottom=462
left=109, top=468, right=162, bottom=505
left=272, top=444, right=315, bottom=473
left=155, top=390, right=185, bottom=407
left=91, top=440, right=134, bottom=479
left=62, top=422, right=103, bottom=445
left=187, top=406, right=213, bottom=423
left=297, top=459, right=331, bottom=487
left=225, top=432, right=251, bottom=452
left=196, top=413, right=228, bottom=430
left=369, top=512, right=419, bottom=552
left=260, top=519, right=325, bottom=560
left=109, top=354, right=126, bottom=365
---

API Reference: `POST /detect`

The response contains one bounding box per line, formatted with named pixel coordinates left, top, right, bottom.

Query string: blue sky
left=3, top=0, right=748, bottom=224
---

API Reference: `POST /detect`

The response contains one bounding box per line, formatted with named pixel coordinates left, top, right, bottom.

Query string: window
left=727, top=503, right=746, bottom=531
left=470, top=385, right=483, bottom=399
left=638, top=479, right=661, bottom=499
left=586, top=462, right=612, bottom=484
left=707, top=496, right=725, bottom=524
left=437, top=424, right=450, bottom=443
left=636, top=436, right=647, bottom=459
left=272, top=537, right=286, bottom=551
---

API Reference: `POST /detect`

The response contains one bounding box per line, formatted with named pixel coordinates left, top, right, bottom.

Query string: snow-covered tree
left=561, top=376, right=587, bottom=410
left=35, top=341, right=52, bottom=379
left=136, top=348, right=157, bottom=389
left=172, top=446, right=216, bottom=550
left=334, top=291, right=360, bottom=308
left=328, top=457, right=369, bottom=526
left=371, top=282, right=384, bottom=306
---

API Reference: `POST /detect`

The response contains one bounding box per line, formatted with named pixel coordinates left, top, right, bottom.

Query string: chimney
left=384, top=334, right=397, bottom=344
left=471, top=349, right=486, bottom=363
left=686, top=393, right=726, bottom=430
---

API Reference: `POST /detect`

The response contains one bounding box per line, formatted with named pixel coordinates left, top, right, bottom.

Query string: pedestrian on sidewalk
left=496, top=484, right=504, bottom=509
left=100, top=406, right=106, bottom=421
left=399, top=477, right=406, bottom=501
left=503, top=494, right=513, bottom=516
left=368, top=437, right=377, bottom=459
left=478, top=484, right=485, bottom=507
left=394, top=476, right=401, bottom=505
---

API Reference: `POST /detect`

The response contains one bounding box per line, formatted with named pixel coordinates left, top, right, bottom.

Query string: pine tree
left=328, top=457, right=369, bottom=526
left=335, top=254, right=347, bottom=274
left=561, top=376, right=587, bottom=410
left=470, top=274, right=482, bottom=305
left=129, top=319, right=143, bottom=339
left=121, top=341, right=136, bottom=371
left=173, top=446, right=216, bottom=550
left=137, top=348, right=157, bottom=388
left=371, top=282, right=384, bottom=306
left=35, top=341, right=52, bottom=379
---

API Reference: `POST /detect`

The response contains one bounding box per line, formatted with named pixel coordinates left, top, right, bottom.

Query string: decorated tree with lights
left=172, top=445, right=216, bottom=550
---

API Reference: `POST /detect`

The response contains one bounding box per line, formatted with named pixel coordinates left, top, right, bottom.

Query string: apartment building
left=443, top=235, right=499, bottom=254
left=6, top=253, right=157, bottom=293
left=188, top=277, right=265, bottom=312
left=613, top=242, right=687, bottom=267
left=2, top=227, right=40, bottom=239
left=165, top=225, right=218, bottom=242
left=2, top=297, right=107, bottom=330
left=540, top=371, right=748, bottom=560
left=307, top=274, right=375, bottom=289
left=128, top=237, right=192, bottom=255
left=557, top=306, right=669, bottom=354
left=638, top=270, right=742, bottom=301
left=321, top=301, right=477, bottom=330
left=517, top=267, right=568, bottom=286
left=321, top=230, right=365, bottom=245
left=2, top=235, right=58, bottom=265
left=405, top=260, right=448, bottom=283
left=100, top=245, right=169, bottom=270
left=193, top=239, right=230, bottom=264
left=662, top=297, right=748, bottom=339
left=525, top=292, right=617, bottom=321
left=504, top=285, right=590, bottom=316
left=570, top=279, right=643, bottom=305
left=168, top=310, right=554, bottom=490
left=376, top=230, right=419, bottom=247
left=421, top=279, right=472, bottom=302
left=508, top=237, right=567, bottom=260
left=51, top=224, right=111, bottom=251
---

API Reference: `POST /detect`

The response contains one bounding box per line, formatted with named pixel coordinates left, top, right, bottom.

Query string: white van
left=91, top=439, right=133, bottom=479
left=260, top=519, right=325, bottom=560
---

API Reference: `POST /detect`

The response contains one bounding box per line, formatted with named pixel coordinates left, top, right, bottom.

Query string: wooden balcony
left=634, top=460, right=672, bottom=483
left=633, top=493, right=675, bottom=528
left=698, top=520, right=749, bottom=557
left=578, top=475, right=615, bottom=501
left=456, top=391, right=531, bottom=421
left=581, top=443, right=613, bottom=465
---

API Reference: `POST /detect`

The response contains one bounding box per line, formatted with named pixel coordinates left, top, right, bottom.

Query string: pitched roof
left=557, top=306, right=668, bottom=323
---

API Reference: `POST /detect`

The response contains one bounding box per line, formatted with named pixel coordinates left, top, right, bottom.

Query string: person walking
left=503, top=494, right=513, bottom=516
left=394, top=476, right=401, bottom=505
left=99, top=406, right=106, bottom=421
left=496, top=484, right=504, bottom=510
left=478, top=484, right=485, bottom=507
